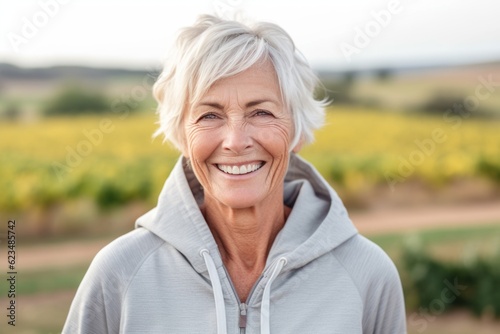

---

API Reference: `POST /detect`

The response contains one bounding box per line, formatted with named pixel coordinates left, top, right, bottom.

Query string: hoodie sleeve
left=363, top=253, right=407, bottom=334
left=62, top=245, right=124, bottom=334
left=335, top=235, right=407, bottom=334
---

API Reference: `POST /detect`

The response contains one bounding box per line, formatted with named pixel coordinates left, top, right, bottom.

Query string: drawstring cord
left=200, top=249, right=227, bottom=334
left=201, top=249, right=287, bottom=334
left=261, top=257, right=287, bottom=334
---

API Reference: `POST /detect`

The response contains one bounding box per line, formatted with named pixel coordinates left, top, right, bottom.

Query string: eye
left=254, top=110, right=273, bottom=117
left=198, top=112, right=220, bottom=121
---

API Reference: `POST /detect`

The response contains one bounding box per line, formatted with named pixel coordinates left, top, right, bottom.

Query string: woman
left=63, top=15, right=406, bottom=333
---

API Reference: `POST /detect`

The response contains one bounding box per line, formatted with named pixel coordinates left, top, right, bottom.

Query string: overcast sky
left=1, top=0, right=500, bottom=70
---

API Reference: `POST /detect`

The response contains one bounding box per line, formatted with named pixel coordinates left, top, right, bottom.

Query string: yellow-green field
left=1, top=106, right=499, bottom=235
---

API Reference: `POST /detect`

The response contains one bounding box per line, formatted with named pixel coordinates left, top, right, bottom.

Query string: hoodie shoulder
left=334, top=235, right=398, bottom=283
left=333, top=235, right=407, bottom=333
left=93, top=227, right=165, bottom=275
left=62, top=228, right=165, bottom=333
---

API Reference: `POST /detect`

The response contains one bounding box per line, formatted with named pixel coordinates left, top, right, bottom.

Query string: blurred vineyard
left=1, top=106, right=499, bottom=238
left=304, top=107, right=500, bottom=207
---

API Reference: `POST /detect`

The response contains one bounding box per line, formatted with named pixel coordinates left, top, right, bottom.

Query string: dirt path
left=20, top=238, right=111, bottom=271
left=20, top=201, right=500, bottom=272
left=351, top=200, right=500, bottom=235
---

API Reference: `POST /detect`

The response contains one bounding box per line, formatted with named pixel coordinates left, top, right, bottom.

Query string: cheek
left=184, top=128, right=217, bottom=186
left=253, top=122, right=293, bottom=155
left=184, top=126, right=216, bottom=160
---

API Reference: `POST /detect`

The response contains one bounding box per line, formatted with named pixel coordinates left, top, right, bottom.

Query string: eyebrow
left=196, top=99, right=280, bottom=109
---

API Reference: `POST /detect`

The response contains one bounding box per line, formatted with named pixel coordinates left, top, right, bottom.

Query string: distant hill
left=316, top=59, right=500, bottom=81
left=2, top=59, right=500, bottom=84
left=0, top=63, right=158, bottom=82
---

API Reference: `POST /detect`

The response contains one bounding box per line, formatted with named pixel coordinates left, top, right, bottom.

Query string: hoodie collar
left=269, top=154, right=358, bottom=269
left=135, top=157, right=220, bottom=274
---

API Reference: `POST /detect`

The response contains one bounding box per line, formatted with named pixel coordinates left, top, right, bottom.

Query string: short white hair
left=153, top=14, right=326, bottom=151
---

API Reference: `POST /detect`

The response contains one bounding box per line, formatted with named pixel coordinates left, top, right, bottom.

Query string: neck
left=201, top=191, right=291, bottom=301
left=202, top=194, right=289, bottom=271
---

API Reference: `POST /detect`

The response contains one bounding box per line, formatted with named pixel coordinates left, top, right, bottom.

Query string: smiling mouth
left=216, top=162, right=264, bottom=175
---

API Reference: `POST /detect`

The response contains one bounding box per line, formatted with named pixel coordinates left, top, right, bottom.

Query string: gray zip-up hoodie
left=63, top=154, right=406, bottom=334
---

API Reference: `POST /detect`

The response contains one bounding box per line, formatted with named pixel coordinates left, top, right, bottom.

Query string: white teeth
left=217, top=163, right=263, bottom=175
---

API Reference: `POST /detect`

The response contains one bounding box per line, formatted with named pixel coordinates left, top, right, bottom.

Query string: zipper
left=239, top=302, right=247, bottom=334
left=222, top=257, right=284, bottom=333
left=223, top=266, right=263, bottom=334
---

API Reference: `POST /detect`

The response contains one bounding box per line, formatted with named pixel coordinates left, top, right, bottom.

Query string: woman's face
left=183, top=60, right=295, bottom=209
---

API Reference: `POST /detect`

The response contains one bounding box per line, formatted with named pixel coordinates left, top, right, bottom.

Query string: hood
left=136, top=153, right=358, bottom=274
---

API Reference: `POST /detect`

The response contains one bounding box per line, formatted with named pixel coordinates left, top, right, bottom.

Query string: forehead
left=198, top=60, right=282, bottom=104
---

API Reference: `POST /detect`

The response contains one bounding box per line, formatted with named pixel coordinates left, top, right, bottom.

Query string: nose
left=222, top=121, right=253, bottom=154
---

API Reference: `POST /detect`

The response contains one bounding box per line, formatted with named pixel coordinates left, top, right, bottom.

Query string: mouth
left=216, top=162, right=265, bottom=175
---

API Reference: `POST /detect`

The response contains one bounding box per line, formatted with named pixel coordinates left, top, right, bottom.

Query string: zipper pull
left=239, top=303, right=247, bottom=330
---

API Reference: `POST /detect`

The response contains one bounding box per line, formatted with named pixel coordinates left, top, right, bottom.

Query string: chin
left=213, top=189, right=265, bottom=210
